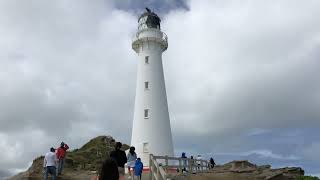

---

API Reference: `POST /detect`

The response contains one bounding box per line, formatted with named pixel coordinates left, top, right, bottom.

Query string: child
left=134, top=158, right=143, bottom=180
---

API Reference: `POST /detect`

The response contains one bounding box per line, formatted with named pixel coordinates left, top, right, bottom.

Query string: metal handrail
left=149, top=154, right=210, bottom=180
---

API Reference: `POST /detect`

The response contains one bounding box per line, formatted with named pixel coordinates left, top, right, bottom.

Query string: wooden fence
left=149, top=154, right=210, bottom=180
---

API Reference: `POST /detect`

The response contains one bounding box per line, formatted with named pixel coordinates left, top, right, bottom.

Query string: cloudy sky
left=0, top=0, right=320, bottom=178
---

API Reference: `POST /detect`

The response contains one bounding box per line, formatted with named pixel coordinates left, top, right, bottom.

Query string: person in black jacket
left=110, top=142, right=127, bottom=177
left=209, top=157, right=216, bottom=169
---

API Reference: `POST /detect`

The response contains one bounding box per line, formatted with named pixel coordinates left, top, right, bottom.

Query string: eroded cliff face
left=9, top=136, right=129, bottom=180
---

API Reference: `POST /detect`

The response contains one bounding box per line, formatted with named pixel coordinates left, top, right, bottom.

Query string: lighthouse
left=131, top=8, right=174, bottom=166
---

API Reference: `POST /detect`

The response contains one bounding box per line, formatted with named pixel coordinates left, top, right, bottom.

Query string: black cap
left=138, top=8, right=161, bottom=29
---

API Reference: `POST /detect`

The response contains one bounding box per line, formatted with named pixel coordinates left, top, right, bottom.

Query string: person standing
left=56, top=142, right=69, bottom=175
left=110, top=142, right=127, bottom=178
left=210, top=157, right=216, bottom=169
left=196, top=155, right=202, bottom=170
left=91, top=158, right=122, bottom=180
left=190, top=156, right=195, bottom=173
left=127, top=146, right=137, bottom=179
left=43, top=147, right=58, bottom=180
left=181, top=152, right=187, bottom=172
left=134, top=158, right=143, bottom=180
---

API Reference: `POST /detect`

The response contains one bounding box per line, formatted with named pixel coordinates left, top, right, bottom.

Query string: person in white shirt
left=126, top=146, right=137, bottom=179
left=196, top=155, right=202, bottom=170
left=43, top=147, right=58, bottom=180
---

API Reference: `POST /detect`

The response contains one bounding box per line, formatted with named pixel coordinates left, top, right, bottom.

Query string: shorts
left=118, top=167, right=125, bottom=175
left=127, top=161, right=135, bottom=168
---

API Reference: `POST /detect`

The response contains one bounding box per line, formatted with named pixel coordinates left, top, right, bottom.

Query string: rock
left=174, top=160, right=304, bottom=180
left=259, top=165, right=271, bottom=169
left=265, top=172, right=284, bottom=180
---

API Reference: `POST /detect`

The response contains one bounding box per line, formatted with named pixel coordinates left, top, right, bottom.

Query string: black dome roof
left=138, top=8, right=161, bottom=29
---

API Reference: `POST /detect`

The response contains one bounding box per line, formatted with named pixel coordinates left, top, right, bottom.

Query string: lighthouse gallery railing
left=132, top=28, right=168, bottom=52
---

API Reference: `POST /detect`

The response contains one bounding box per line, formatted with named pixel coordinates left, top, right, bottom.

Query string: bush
left=297, top=176, right=320, bottom=180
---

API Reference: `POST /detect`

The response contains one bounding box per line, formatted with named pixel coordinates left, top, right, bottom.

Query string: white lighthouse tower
left=131, top=8, right=174, bottom=166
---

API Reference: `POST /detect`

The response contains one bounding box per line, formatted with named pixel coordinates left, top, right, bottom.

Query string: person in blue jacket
left=134, top=158, right=143, bottom=180
left=181, top=152, right=187, bottom=172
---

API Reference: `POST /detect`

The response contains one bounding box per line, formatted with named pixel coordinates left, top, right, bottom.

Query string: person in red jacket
left=56, top=142, right=69, bottom=175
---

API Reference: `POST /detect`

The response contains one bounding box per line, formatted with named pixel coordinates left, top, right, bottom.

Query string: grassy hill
left=9, top=135, right=129, bottom=180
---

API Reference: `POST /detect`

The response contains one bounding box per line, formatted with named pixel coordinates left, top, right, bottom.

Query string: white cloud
left=0, top=0, right=137, bottom=174
left=163, top=0, right=320, bottom=135
left=0, top=0, right=320, bottom=176
left=246, top=128, right=271, bottom=136
left=0, top=134, right=23, bottom=164
left=216, top=149, right=300, bottom=161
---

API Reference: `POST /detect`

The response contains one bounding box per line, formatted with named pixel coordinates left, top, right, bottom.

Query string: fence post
left=164, top=174, right=167, bottom=180
left=178, top=159, right=182, bottom=174
left=206, top=161, right=208, bottom=171
left=188, top=159, right=192, bottom=174
left=157, top=165, right=160, bottom=180
left=165, top=155, right=169, bottom=173
left=149, top=154, right=153, bottom=180
left=201, top=161, right=204, bottom=171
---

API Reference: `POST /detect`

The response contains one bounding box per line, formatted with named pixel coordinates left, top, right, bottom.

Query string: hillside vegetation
left=9, top=136, right=129, bottom=180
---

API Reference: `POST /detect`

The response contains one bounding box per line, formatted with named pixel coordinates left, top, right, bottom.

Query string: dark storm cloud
left=114, top=0, right=188, bottom=14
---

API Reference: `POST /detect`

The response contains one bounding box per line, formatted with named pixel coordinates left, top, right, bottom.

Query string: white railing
left=149, top=154, right=210, bottom=180
left=132, top=28, right=168, bottom=52
left=132, top=28, right=168, bottom=41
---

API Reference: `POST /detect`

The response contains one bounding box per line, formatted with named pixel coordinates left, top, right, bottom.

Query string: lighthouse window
left=143, top=142, right=149, bottom=153
left=144, top=109, right=149, bottom=119
left=145, top=81, right=149, bottom=89
left=145, top=56, right=149, bottom=64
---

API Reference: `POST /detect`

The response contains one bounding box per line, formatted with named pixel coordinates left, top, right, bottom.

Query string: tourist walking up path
left=134, top=158, right=143, bottom=180
left=91, top=158, right=123, bottom=180
left=127, top=146, right=137, bottom=179
left=43, top=147, right=58, bottom=180
left=110, top=142, right=127, bottom=179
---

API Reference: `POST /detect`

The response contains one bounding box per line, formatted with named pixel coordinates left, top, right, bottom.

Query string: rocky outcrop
left=176, top=160, right=304, bottom=180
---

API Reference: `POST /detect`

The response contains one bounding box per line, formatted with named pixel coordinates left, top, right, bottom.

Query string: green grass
left=60, top=136, right=129, bottom=171
left=64, top=136, right=129, bottom=171
left=297, top=176, right=320, bottom=180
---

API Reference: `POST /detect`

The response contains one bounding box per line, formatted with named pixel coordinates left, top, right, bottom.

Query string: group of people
left=43, top=142, right=69, bottom=180
left=180, top=153, right=216, bottom=173
left=91, top=142, right=143, bottom=180
left=43, top=141, right=217, bottom=180
left=44, top=141, right=142, bottom=180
